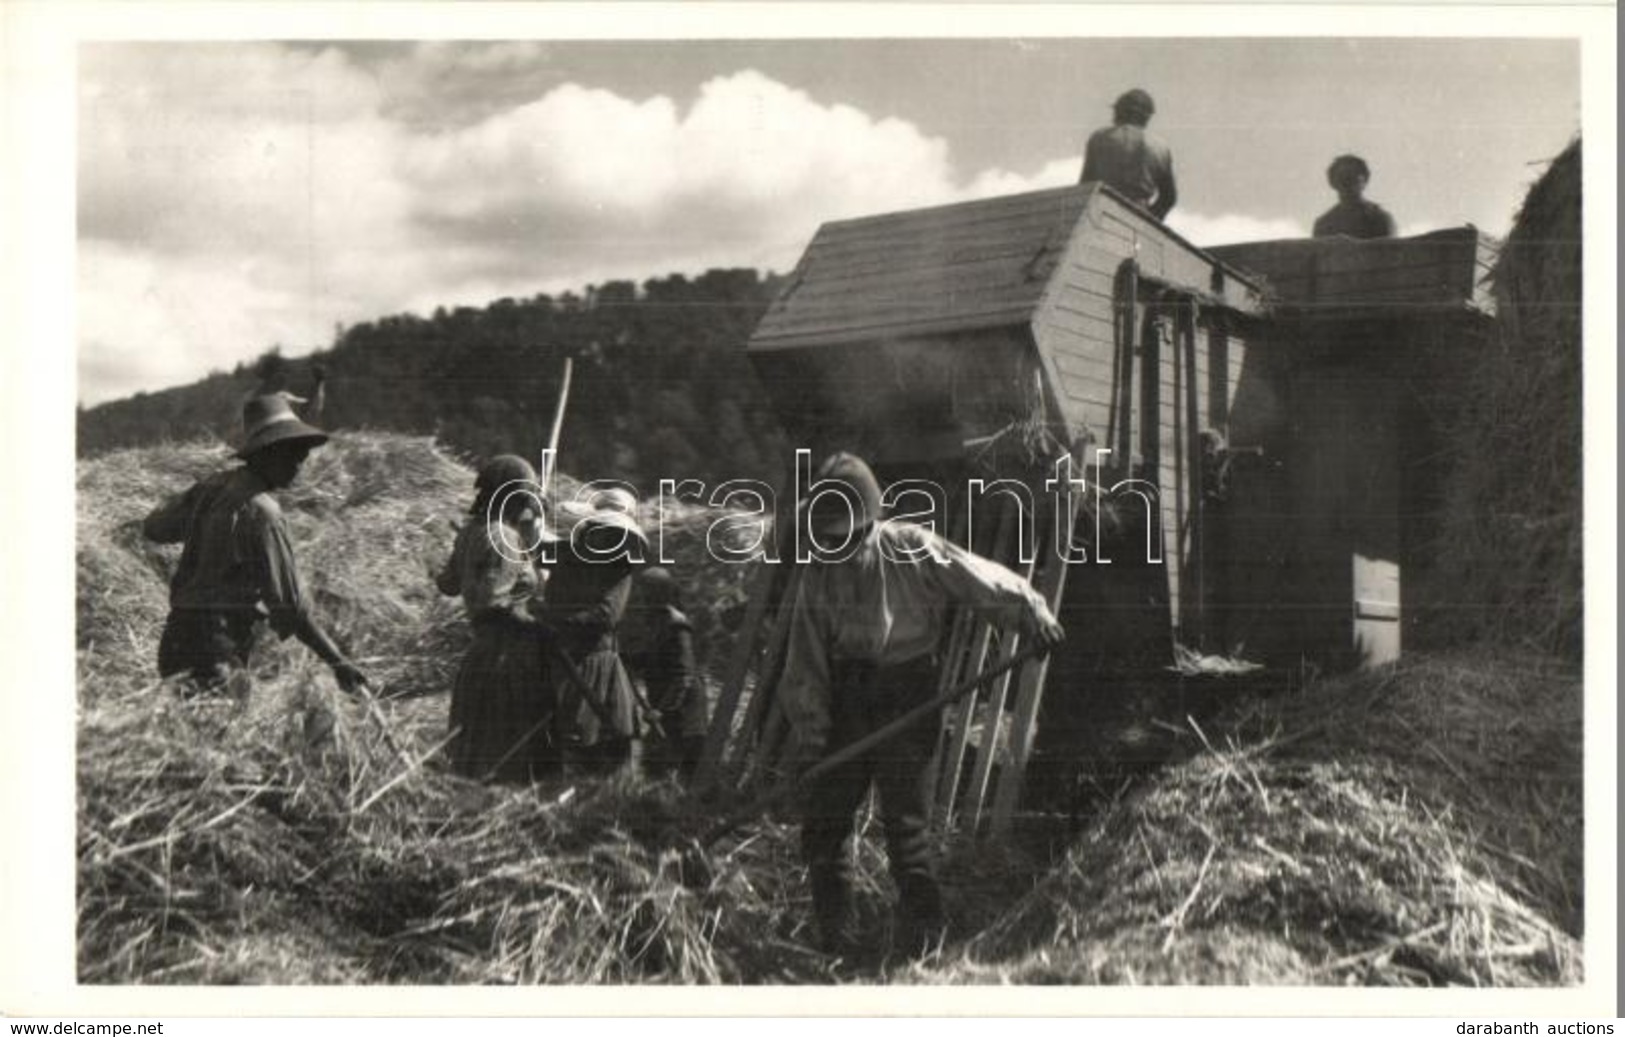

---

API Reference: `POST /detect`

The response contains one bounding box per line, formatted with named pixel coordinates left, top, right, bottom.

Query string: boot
left=891, top=874, right=947, bottom=961
left=808, top=862, right=856, bottom=959
left=677, top=736, right=706, bottom=783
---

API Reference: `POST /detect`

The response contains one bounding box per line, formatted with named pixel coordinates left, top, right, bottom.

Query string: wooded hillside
left=77, top=268, right=791, bottom=491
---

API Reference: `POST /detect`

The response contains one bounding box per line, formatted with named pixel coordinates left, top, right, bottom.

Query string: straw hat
left=235, top=393, right=330, bottom=459
left=586, top=487, right=647, bottom=545
left=583, top=508, right=649, bottom=548
left=591, top=487, right=639, bottom=516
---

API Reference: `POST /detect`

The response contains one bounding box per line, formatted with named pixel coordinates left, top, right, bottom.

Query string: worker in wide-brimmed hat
left=624, top=565, right=709, bottom=782
left=780, top=452, right=1065, bottom=962
left=1313, top=153, right=1397, bottom=240
left=143, top=393, right=369, bottom=695
left=435, top=454, right=557, bottom=782
left=534, top=488, right=649, bottom=775
left=1080, top=88, right=1178, bottom=220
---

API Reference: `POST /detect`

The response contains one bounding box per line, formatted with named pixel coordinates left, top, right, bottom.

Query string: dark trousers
left=157, top=608, right=255, bottom=691
left=800, top=653, right=945, bottom=956
left=646, top=687, right=708, bottom=781
left=563, top=736, right=633, bottom=777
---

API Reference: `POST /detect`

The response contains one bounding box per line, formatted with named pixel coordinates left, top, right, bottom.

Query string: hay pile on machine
left=694, top=181, right=1499, bottom=837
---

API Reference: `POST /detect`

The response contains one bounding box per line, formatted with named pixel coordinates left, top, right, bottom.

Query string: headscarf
left=472, top=455, right=539, bottom=521
left=639, top=565, right=681, bottom=607
left=802, top=451, right=884, bottom=537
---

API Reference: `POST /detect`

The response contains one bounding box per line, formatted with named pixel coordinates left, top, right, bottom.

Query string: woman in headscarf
left=436, top=455, right=555, bottom=783
left=535, top=488, right=646, bottom=776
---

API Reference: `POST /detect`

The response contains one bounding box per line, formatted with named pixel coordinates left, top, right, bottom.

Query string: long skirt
left=448, top=619, right=554, bottom=783
left=552, top=646, right=639, bottom=772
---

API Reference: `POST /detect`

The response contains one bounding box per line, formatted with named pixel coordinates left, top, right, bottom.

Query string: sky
left=77, top=37, right=1580, bottom=406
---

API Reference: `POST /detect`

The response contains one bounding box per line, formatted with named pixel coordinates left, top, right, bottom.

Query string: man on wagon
left=1080, top=88, right=1178, bottom=220
left=1312, top=154, right=1398, bottom=239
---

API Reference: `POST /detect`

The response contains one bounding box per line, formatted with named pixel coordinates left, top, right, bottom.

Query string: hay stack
left=912, top=651, right=1582, bottom=986
left=81, top=432, right=1583, bottom=986
left=76, top=433, right=476, bottom=696
left=77, top=671, right=437, bottom=983
left=1225, top=651, right=1584, bottom=936
left=918, top=754, right=1578, bottom=985
left=75, top=432, right=851, bottom=984
left=1430, top=138, right=1582, bottom=658
left=77, top=662, right=852, bottom=984
left=77, top=432, right=477, bottom=981
left=76, top=441, right=231, bottom=685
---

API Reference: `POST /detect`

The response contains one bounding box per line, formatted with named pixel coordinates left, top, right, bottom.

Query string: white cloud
left=78, top=44, right=426, bottom=403
left=77, top=46, right=1315, bottom=406
left=962, top=157, right=1078, bottom=198
left=79, top=45, right=393, bottom=252
left=1397, top=220, right=1443, bottom=239
left=952, top=158, right=1312, bottom=250
left=80, top=55, right=1028, bottom=404
left=1165, top=211, right=1307, bottom=247
left=399, top=72, right=1106, bottom=291
left=372, top=41, right=566, bottom=128
left=77, top=241, right=317, bottom=403
left=399, top=71, right=972, bottom=276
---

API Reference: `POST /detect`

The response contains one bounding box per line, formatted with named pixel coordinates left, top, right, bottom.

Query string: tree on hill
left=78, top=268, right=793, bottom=492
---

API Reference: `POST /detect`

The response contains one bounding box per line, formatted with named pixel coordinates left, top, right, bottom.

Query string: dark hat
left=475, top=454, right=538, bottom=497
left=235, top=392, right=330, bottom=459
left=804, top=451, right=883, bottom=536
left=1327, top=154, right=1371, bottom=184
left=1114, top=88, right=1156, bottom=118
left=639, top=565, right=679, bottom=604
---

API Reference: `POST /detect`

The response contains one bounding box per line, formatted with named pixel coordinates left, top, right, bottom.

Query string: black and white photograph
left=2, top=0, right=1616, bottom=1020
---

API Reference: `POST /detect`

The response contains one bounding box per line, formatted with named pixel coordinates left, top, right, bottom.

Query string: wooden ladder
left=692, top=559, right=801, bottom=799
left=695, top=470, right=1082, bottom=838
left=929, top=483, right=1083, bottom=837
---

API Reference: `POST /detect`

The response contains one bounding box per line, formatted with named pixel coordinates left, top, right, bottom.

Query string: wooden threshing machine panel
left=1210, top=228, right=1500, bottom=667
